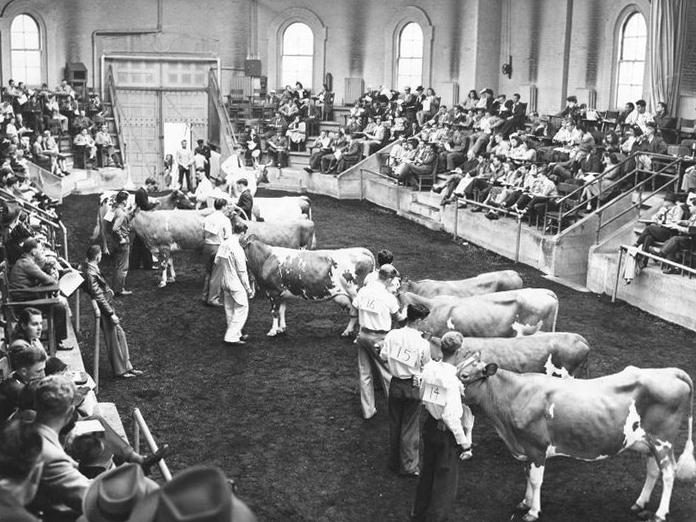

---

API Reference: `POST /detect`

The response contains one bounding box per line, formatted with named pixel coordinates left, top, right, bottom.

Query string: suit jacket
left=33, top=424, right=91, bottom=513
left=134, top=187, right=157, bottom=211
left=237, top=190, right=254, bottom=221
left=83, top=262, right=114, bottom=317
left=342, top=141, right=362, bottom=162
left=0, top=492, right=39, bottom=522
left=8, top=254, right=57, bottom=300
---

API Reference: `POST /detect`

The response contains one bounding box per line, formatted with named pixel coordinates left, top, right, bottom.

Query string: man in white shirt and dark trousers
left=175, top=139, right=194, bottom=191
left=352, top=264, right=402, bottom=419
left=202, top=198, right=232, bottom=305
left=380, top=303, right=431, bottom=477
left=412, top=331, right=471, bottom=522
left=214, top=221, right=253, bottom=345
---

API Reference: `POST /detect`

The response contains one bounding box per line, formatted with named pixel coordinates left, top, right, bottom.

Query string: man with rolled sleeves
left=412, top=331, right=471, bottom=522
left=352, top=264, right=403, bottom=419
left=380, top=303, right=431, bottom=476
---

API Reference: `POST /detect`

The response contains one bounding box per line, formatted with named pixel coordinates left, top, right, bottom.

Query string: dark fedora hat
left=127, top=466, right=256, bottom=522
left=82, top=463, right=159, bottom=522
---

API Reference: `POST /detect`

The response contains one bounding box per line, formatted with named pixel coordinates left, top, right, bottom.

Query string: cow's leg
left=267, top=298, right=281, bottom=337
left=333, top=295, right=357, bottom=337
left=632, top=456, right=660, bottom=517
left=278, top=301, right=287, bottom=332
left=523, top=462, right=545, bottom=522
left=158, top=251, right=169, bottom=288
left=653, top=449, right=677, bottom=521
left=516, top=464, right=533, bottom=513
left=167, top=256, right=176, bottom=283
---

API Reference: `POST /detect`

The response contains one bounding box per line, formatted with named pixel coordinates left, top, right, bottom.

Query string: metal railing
left=90, top=299, right=101, bottom=394
left=208, top=68, right=238, bottom=152
left=132, top=408, right=173, bottom=481
left=612, top=244, right=696, bottom=302
left=105, top=65, right=127, bottom=165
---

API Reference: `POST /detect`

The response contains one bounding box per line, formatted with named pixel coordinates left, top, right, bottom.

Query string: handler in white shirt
left=201, top=198, right=232, bottom=305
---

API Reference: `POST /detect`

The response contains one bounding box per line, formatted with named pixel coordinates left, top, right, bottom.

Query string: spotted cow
left=400, top=270, right=524, bottom=298
left=456, top=353, right=695, bottom=522
left=241, top=236, right=375, bottom=336
left=397, top=288, right=559, bottom=338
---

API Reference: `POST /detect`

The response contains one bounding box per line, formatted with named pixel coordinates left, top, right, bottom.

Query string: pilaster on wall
left=473, top=0, right=502, bottom=93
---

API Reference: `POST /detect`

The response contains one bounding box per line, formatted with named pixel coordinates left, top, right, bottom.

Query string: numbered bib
left=421, top=380, right=447, bottom=407
left=393, top=345, right=418, bottom=368
left=204, top=220, right=218, bottom=234
left=359, top=297, right=378, bottom=312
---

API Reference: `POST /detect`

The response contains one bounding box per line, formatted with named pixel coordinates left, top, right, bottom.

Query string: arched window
left=281, top=22, right=313, bottom=89
left=11, top=14, right=42, bottom=85
left=615, top=12, right=647, bottom=106
left=397, top=22, right=423, bottom=90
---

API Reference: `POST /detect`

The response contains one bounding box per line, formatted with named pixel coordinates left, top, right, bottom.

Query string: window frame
left=612, top=8, right=648, bottom=108
left=396, top=22, right=424, bottom=90
left=281, top=22, right=314, bottom=90
left=385, top=7, right=433, bottom=91
left=10, top=13, right=42, bottom=86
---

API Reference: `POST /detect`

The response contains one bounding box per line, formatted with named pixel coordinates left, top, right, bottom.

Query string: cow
left=131, top=209, right=316, bottom=288
left=92, top=190, right=194, bottom=254
left=253, top=195, right=312, bottom=222
left=397, top=288, right=559, bottom=338
left=400, top=270, right=524, bottom=298
left=241, top=235, right=375, bottom=337
left=456, top=352, right=695, bottom=522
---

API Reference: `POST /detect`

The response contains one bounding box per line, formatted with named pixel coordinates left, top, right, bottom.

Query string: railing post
left=133, top=409, right=141, bottom=454
left=74, top=289, right=80, bottom=332
left=91, top=300, right=101, bottom=395
left=453, top=200, right=459, bottom=239
left=612, top=246, right=624, bottom=303
left=515, top=216, right=522, bottom=263
left=132, top=408, right=173, bottom=481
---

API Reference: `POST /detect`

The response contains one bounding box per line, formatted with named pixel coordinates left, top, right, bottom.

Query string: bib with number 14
left=421, top=379, right=447, bottom=407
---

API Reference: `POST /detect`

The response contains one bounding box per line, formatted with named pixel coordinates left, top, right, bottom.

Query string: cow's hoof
left=167, top=278, right=176, bottom=284
left=648, top=517, right=666, bottom=522
left=276, top=329, right=287, bottom=336
left=514, top=501, right=530, bottom=513
left=266, top=330, right=278, bottom=337
left=157, top=281, right=166, bottom=288
left=340, top=329, right=353, bottom=338
left=521, top=512, right=539, bottom=522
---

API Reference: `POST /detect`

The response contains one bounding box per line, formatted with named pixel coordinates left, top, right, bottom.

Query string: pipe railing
left=105, top=65, right=127, bottom=165
left=612, top=244, right=696, bottom=302
left=132, top=408, right=173, bottom=481
left=90, top=299, right=101, bottom=394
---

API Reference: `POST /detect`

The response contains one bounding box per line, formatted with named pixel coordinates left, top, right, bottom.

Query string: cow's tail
left=310, top=230, right=317, bottom=249
left=548, top=290, right=559, bottom=332
left=676, top=369, right=696, bottom=481
left=300, top=195, right=312, bottom=220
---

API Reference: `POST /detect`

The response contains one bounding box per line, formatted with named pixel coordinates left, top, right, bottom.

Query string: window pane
left=623, top=12, right=646, bottom=38
left=397, top=58, right=422, bottom=90
left=282, top=56, right=313, bottom=89
left=616, top=12, right=646, bottom=106
left=399, top=23, right=423, bottom=59
left=11, top=14, right=40, bottom=50
left=283, top=23, right=313, bottom=55
left=622, top=36, right=646, bottom=61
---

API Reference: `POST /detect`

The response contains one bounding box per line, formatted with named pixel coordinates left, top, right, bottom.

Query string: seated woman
left=286, top=114, right=307, bottom=152
left=82, top=245, right=143, bottom=379
left=580, top=152, right=622, bottom=211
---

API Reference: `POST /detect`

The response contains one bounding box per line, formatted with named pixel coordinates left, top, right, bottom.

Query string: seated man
left=0, top=420, right=44, bottom=521
left=72, top=129, right=97, bottom=168
left=8, top=238, right=73, bottom=351
left=634, top=192, right=683, bottom=253
left=0, top=340, right=47, bottom=422
left=509, top=166, right=558, bottom=217
left=396, top=142, right=437, bottom=187
left=266, top=129, right=288, bottom=168
left=304, top=131, right=333, bottom=174
left=94, top=125, right=123, bottom=168
left=336, top=134, right=362, bottom=173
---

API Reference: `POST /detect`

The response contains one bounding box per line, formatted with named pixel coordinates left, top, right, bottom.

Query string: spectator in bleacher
left=175, top=140, right=194, bottom=191
left=111, top=191, right=133, bottom=297
left=73, top=129, right=97, bottom=168
left=83, top=244, right=143, bottom=379
left=45, top=95, right=68, bottom=133
left=625, top=99, right=653, bottom=134
left=555, top=95, right=580, bottom=120
left=473, top=160, right=516, bottom=212
left=615, top=101, right=635, bottom=131
left=396, top=141, right=437, bottom=187
left=441, top=123, right=469, bottom=171
left=335, top=133, right=362, bottom=173
left=506, top=134, right=536, bottom=165
left=523, top=168, right=560, bottom=223
left=94, top=125, right=121, bottom=169
left=491, top=94, right=507, bottom=116
left=476, top=88, right=494, bottom=111
left=286, top=114, right=307, bottom=152
left=416, top=87, right=439, bottom=126
left=25, top=92, right=43, bottom=135
left=634, top=192, right=684, bottom=254
left=487, top=163, right=537, bottom=218
left=265, top=111, right=287, bottom=140
left=499, top=93, right=526, bottom=137
left=580, top=152, right=624, bottom=211
left=487, top=132, right=511, bottom=159
left=620, top=125, right=641, bottom=157
left=266, top=129, right=288, bottom=168
left=12, top=307, right=48, bottom=353
left=305, top=130, right=333, bottom=174
left=126, top=465, right=257, bottom=522
left=660, top=193, right=696, bottom=273
left=653, top=101, right=677, bottom=144
left=507, top=164, right=557, bottom=217
left=86, top=92, right=102, bottom=118
left=71, top=110, right=92, bottom=136
left=317, top=83, right=334, bottom=121
left=462, top=89, right=479, bottom=111
left=361, top=116, right=388, bottom=157
left=0, top=340, right=46, bottom=421
left=8, top=238, right=73, bottom=351
left=635, top=121, right=668, bottom=171
left=30, top=375, right=92, bottom=516
left=0, top=420, right=44, bottom=521
left=42, top=130, right=70, bottom=176
left=321, top=127, right=349, bottom=174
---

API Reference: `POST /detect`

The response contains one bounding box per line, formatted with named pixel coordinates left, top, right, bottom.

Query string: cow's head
left=173, top=190, right=195, bottom=209
left=456, top=351, right=498, bottom=386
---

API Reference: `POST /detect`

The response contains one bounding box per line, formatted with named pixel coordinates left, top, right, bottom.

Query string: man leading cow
left=202, top=198, right=232, bottom=306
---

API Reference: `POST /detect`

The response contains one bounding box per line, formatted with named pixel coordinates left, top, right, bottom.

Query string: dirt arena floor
left=62, top=190, right=696, bottom=522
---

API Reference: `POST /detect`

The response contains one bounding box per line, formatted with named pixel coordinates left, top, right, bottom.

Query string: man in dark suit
left=0, top=340, right=46, bottom=422
left=336, top=134, right=362, bottom=173
left=194, top=139, right=212, bottom=177
left=499, top=93, right=527, bottom=137
left=0, top=420, right=44, bottom=521
left=236, top=178, right=254, bottom=221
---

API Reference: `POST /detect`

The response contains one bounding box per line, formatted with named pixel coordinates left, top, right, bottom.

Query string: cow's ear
left=483, top=363, right=498, bottom=377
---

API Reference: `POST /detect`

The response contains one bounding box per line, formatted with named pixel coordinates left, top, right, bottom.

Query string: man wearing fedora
left=77, top=463, right=158, bottom=522
left=126, top=465, right=256, bottom=522
left=0, top=420, right=44, bottom=521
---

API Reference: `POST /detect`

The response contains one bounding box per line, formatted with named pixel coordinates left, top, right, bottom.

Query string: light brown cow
left=400, top=270, right=523, bottom=298
left=398, top=288, right=559, bottom=338
left=132, top=209, right=315, bottom=288
left=457, top=353, right=695, bottom=522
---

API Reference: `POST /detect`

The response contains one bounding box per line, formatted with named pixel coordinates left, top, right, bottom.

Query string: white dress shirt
left=420, top=360, right=467, bottom=445
left=380, top=325, right=431, bottom=378
left=203, top=210, right=232, bottom=245
left=352, top=281, right=399, bottom=331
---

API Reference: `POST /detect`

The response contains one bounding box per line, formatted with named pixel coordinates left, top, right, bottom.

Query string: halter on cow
left=457, top=353, right=695, bottom=522
left=241, top=235, right=374, bottom=336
